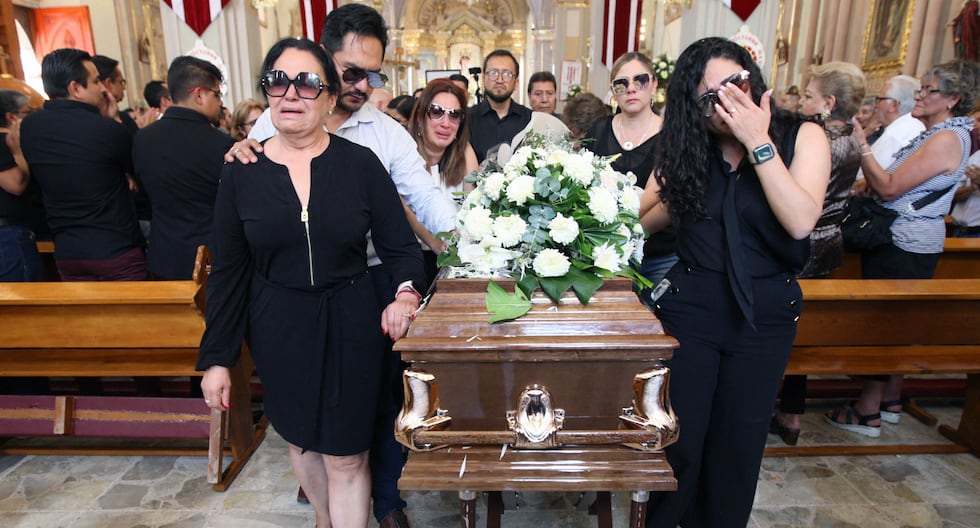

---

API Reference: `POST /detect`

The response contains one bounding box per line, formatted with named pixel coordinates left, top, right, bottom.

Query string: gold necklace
left=617, top=115, right=655, bottom=151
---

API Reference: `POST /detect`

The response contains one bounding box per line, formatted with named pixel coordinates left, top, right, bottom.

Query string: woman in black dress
left=639, top=38, right=830, bottom=527
left=197, top=39, right=424, bottom=527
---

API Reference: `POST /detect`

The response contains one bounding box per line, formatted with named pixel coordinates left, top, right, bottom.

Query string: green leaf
left=486, top=281, right=532, bottom=323
left=567, top=267, right=604, bottom=305
left=515, top=273, right=540, bottom=298
left=538, top=275, right=573, bottom=303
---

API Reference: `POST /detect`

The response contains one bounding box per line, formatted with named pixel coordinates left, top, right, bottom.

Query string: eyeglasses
left=696, top=70, right=750, bottom=118
left=485, top=69, right=515, bottom=80
left=341, top=66, right=388, bottom=88
left=426, top=103, right=464, bottom=123
left=916, top=88, right=943, bottom=98
left=610, top=73, right=652, bottom=95
left=874, top=96, right=895, bottom=104
left=187, top=86, right=221, bottom=98
left=261, top=70, right=326, bottom=100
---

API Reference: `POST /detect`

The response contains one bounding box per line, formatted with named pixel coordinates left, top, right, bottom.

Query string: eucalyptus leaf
left=486, top=281, right=532, bottom=323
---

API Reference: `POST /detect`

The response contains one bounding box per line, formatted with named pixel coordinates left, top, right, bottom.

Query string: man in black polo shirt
left=20, top=48, right=146, bottom=281
left=92, top=55, right=138, bottom=135
left=133, top=56, right=232, bottom=280
left=466, top=49, right=532, bottom=163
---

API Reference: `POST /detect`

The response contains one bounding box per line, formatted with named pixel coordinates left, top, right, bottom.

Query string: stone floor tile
left=934, top=504, right=980, bottom=527
left=70, top=510, right=208, bottom=528
left=0, top=511, right=79, bottom=528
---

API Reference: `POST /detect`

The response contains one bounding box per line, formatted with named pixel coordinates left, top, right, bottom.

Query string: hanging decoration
left=162, top=0, right=230, bottom=37
left=299, top=0, right=337, bottom=44
left=602, top=0, right=643, bottom=70
left=720, top=0, right=761, bottom=21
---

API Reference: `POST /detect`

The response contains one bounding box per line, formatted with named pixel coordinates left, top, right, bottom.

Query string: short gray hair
left=885, top=75, right=919, bottom=114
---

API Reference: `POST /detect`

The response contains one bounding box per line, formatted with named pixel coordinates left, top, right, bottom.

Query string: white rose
left=462, top=188, right=484, bottom=209
left=588, top=187, right=619, bottom=224
left=546, top=148, right=567, bottom=167
left=505, top=175, right=536, bottom=206
left=548, top=213, right=580, bottom=245
left=493, top=215, right=528, bottom=248
left=619, top=186, right=641, bottom=215
left=563, top=151, right=595, bottom=186
left=482, top=172, right=507, bottom=201
left=592, top=243, right=621, bottom=273
left=532, top=248, right=571, bottom=277
left=462, top=206, right=494, bottom=240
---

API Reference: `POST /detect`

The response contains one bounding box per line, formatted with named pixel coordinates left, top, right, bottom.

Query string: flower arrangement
left=437, top=133, right=652, bottom=323
left=565, top=84, right=585, bottom=99
left=652, top=53, right=675, bottom=86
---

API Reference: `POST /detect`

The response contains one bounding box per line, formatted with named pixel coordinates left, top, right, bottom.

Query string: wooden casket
left=393, top=278, right=680, bottom=527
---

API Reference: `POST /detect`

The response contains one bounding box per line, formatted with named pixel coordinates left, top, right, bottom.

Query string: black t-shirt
left=20, top=99, right=144, bottom=260
left=0, top=132, right=31, bottom=224
left=466, top=99, right=532, bottom=163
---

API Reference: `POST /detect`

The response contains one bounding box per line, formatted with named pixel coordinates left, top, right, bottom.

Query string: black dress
left=197, top=135, right=425, bottom=456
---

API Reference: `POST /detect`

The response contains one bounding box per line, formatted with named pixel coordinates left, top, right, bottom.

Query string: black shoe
left=379, top=509, right=410, bottom=528
left=769, top=415, right=800, bottom=446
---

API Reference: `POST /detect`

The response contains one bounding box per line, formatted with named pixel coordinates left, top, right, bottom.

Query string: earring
left=820, top=108, right=831, bottom=121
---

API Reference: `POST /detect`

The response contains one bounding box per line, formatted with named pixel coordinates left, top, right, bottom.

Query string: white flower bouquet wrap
left=438, top=134, right=652, bottom=322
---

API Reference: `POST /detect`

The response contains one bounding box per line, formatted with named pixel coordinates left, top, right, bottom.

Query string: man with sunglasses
left=466, top=49, right=532, bottom=163
left=231, top=5, right=454, bottom=528
left=132, top=56, right=232, bottom=280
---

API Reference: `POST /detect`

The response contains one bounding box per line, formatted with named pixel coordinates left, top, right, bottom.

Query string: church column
left=159, top=0, right=264, bottom=107
left=912, top=0, right=944, bottom=77
left=554, top=0, right=590, bottom=100
left=830, top=0, right=852, bottom=62
left=906, top=0, right=929, bottom=76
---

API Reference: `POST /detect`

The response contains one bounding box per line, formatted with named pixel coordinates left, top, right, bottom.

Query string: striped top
left=881, top=116, right=973, bottom=254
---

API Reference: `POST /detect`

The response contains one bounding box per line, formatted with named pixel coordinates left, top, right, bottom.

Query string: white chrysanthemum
left=619, top=186, right=641, bottom=215
left=620, top=239, right=636, bottom=266
left=616, top=224, right=631, bottom=239
left=462, top=206, right=494, bottom=240
left=482, top=172, right=507, bottom=201
left=546, top=147, right=567, bottom=167
left=493, top=215, right=528, bottom=248
left=592, top=243, right=621, bottom=273
left=563, top=151, right=595, bottom=186
left=588, top=187, right=619, bottom=224
left=505, top=175, right=536, bottom=206
left=507, top=146, right=532, bottom=171
left=462, top=188, right=484, bottom=209
left=632, top=236, right=645, bottom=262
left=548, top=213, right=580, bottom=245
left=532, top=248, right=571, bottom=277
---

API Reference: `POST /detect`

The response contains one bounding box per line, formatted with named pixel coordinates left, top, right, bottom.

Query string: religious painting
left=862, top=0, right=915, bottom=71
left=30, top=7, right=95, bottom=58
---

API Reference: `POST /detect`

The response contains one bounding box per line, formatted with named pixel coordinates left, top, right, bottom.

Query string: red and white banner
left=299, top=0, right=337, bottom=44
left=163, top=0, right=230, bottom=37
left=602, top=0, right=643, bottom=70
left=721, top=0, right=761, bottom=21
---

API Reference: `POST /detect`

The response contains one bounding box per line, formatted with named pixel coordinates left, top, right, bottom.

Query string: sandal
left=824, top=405, right=881, bottom=438
left=879, top=399, right=902, bottom=424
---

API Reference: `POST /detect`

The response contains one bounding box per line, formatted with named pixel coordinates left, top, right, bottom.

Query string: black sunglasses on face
left=341, top=66, right=388, bottom=88
left=610, top=73, right=652, bottom=95
left=426, top=103, right=464, bottom=123
left=697, top=70, right=751, bottom=118
left=261, top=70, right=326, bottom=100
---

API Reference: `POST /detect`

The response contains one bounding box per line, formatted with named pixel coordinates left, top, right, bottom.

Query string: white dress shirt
left=857, top=112, right=925, bottom=180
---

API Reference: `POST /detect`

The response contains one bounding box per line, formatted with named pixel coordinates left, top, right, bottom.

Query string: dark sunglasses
left=426, top=103, right=464, bottom=123
left=610, top=73, right=652, bottom=95
left=261, top=70, right=326, bottom=100
left=696, top=70, right=751, bottom=118
left=341, top=66, right=388, bottom=88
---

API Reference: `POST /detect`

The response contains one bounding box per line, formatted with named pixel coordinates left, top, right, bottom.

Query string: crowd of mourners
left=2, top=4, right=979, bottom=528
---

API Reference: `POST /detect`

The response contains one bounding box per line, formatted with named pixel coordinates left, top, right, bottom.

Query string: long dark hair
left=654, top=37, right=803, bottom=221
left=409, top=78, right=471, bottom=187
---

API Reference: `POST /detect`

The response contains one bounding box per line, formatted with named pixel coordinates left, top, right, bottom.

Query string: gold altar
left=393, top=278, right=680, bottom=527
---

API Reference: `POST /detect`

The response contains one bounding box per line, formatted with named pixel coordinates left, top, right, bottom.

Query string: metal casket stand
left=393, top=278, right=680, bottom=528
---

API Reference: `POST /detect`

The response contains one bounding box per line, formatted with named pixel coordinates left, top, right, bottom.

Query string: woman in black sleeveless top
left=639, top=38, right=831, bottom=528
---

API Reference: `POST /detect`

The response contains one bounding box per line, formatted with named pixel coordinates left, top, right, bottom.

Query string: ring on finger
left=233, top=148, right=241, bottom=155
left=729, top=107, right=737, bottom=115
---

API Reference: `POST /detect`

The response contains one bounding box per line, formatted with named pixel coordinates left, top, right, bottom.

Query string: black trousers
left=647, top=266, right=801, bottom=528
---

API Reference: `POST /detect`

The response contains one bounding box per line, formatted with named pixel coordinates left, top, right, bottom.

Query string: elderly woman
left=770, top=61, right=865, bottom=445
left=825, top=60, right=979, bottom=438
left=639, top=37, right=830, bottom=526
left=405, top=78, right=478, bottom=283
left=197, top=38, right=424, bottom=527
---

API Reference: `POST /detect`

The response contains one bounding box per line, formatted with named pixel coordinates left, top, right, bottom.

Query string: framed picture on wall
left=31, top=7, right=95, bottom=58
left=425, top=69, right=461, bottom=84
left=861, top=0, right=916, bottom=71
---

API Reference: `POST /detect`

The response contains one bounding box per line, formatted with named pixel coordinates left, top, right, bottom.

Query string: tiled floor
left=1, top=400, right=977, bottom=527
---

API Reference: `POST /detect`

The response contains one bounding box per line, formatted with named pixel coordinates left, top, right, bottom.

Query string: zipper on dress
left=301, top=206, right=314, bottom=285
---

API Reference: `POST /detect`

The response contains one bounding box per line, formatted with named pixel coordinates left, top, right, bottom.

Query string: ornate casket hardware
left=395, top=369, right=452, bottom=451
left=506, top=384, right=565, bottom=449
left=619, top=365, right=680, bottom=451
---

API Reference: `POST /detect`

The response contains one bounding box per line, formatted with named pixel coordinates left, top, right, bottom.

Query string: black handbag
left=841, top=186, right=953, bottom=252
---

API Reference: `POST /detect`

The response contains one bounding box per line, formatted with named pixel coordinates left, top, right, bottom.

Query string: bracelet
left=861, top=151, right=874, bottom=157
left=396, top=284, right=422, bottom=304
